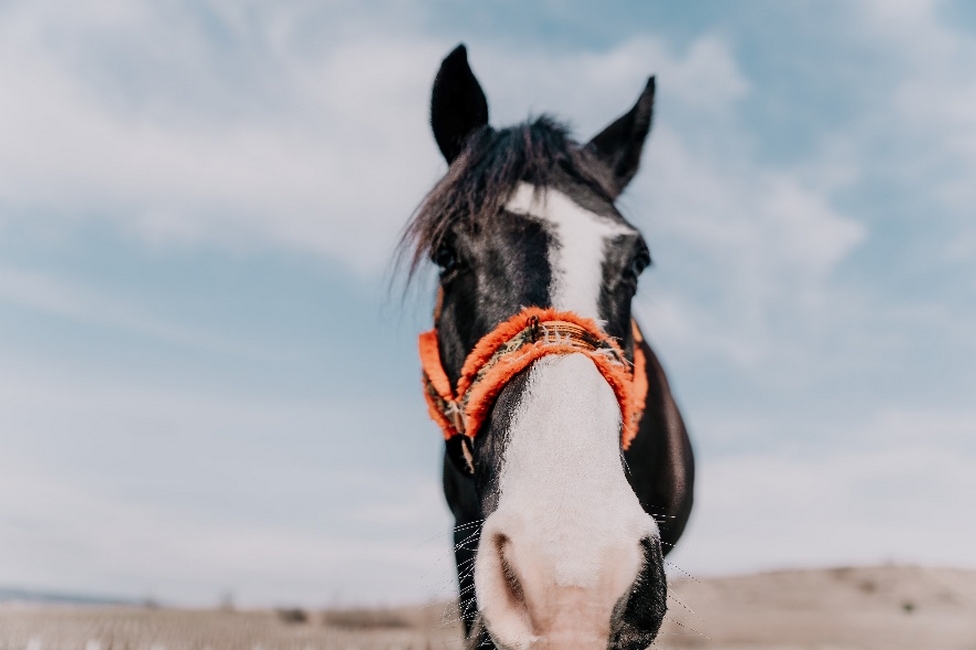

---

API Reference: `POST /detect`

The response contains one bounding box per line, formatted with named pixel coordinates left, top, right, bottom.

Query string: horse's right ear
left=431, top=44, right=489, bottom=164
left=586, top=77, right=655, bottom=197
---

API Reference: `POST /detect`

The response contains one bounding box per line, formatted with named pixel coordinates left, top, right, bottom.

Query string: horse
left=401, top=45, right=695, bottom=650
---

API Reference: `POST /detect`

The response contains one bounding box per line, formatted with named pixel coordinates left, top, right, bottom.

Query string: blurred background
left=1, top=0, right=974, bottom=609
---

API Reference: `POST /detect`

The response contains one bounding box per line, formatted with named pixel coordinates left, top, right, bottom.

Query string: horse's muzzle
left=474, top=518, right=666, bottom=650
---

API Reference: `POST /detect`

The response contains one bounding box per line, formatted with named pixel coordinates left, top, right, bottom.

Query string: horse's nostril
left=497, top=535, right=527, bottom=610
left=608, top=537, right=668, bottom=650
left=474, top=529, right=538, bottom=649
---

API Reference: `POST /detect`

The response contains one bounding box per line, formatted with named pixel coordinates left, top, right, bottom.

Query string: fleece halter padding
left=419, top=307, right=649, bottom=450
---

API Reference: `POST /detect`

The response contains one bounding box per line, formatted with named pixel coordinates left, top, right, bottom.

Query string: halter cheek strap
left=419, top=307, right=649, bottom=450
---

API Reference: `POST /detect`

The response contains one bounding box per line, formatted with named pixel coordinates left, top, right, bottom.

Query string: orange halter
left=419, top=307, right=649, bottom=450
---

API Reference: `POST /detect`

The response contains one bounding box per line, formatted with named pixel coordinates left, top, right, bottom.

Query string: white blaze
left=490, top=354, right=656, bottom=589
left=506, top=182, right=634, bottom=318
left=476, top=184, right=655, bottom=623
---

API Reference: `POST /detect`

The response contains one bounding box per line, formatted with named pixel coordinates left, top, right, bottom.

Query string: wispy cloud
left=0, top=1, right=448, bottom=272
left=634, top=124, right=867, bottom=367
left=0, top=265, right=267, bottom=356
left=0, top=3, right=757, bottom=274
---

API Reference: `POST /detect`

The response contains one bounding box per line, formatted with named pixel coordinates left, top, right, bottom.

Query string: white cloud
left=669, top=438, right=976, bottom=577
left=2, top=1, right=853, bottom=366
left=0, top=454, right=455, bottom=606
left=0, top=1, right=758, bottom=275
left=468, top=34, right=749, bottom=133
left=856, top=406, right=976, bottom=450
left=0, top=369, right=456, bottom=605
left=824, top=1, right=976, bottom=219
left=631, top=122, right=866, bottom=367
left=0, top=0, right=863, bottom=371
left=0, top=1, right=448, bottom=272
left=628, top=2, right=976, bottom=376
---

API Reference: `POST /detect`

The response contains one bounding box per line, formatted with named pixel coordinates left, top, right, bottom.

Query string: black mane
left=400, top=117, right=617, bottom=276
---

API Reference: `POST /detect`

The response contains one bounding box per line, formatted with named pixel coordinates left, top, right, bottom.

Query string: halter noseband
left=419, top=307, right=648, bottom=450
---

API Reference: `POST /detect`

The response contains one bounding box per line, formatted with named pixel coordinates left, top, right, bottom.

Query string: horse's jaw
left=473, top=354, right=664, bottom=650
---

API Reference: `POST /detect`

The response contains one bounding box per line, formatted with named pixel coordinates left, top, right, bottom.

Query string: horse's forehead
left=505, top=182, right=635, bottom=319
left=505, top=183, right=634, bottom=238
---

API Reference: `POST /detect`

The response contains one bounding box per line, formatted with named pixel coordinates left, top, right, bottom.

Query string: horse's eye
left=433, top=245, right=458, bottom=273
left=628, top=247, right=651, bottom=280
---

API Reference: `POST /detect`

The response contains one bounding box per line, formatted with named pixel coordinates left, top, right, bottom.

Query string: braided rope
left=419, top=307, right=648, bottom=450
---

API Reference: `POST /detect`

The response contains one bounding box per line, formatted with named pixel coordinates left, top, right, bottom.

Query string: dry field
left=1, top=566, right=975, bottom=650
left=659, top=565, right=976, bottom=649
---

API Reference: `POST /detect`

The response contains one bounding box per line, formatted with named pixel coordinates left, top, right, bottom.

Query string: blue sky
left=1, top=0, right=975, bottom=606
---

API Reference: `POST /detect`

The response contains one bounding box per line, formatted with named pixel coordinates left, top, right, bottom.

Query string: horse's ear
left=431, top=44, right=489, bottom=164
left=586, top=77, right=655, bottom=197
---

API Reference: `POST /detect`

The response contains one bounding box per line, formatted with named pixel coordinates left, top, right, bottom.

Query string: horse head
left=403, top=45, right=694, bottom=650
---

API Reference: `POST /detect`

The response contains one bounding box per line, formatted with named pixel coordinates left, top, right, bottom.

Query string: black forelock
left=399, top=116, right=618, bottom=278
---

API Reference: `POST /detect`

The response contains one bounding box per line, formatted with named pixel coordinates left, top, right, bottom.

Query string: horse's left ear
left=431, top=44, right=490, bottom=164
left=586, top=77, right=655, bottom=197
